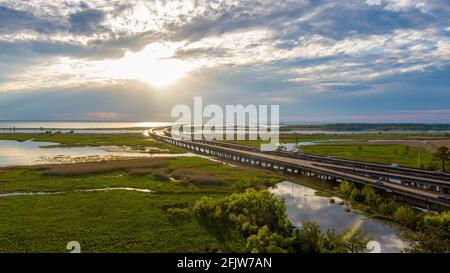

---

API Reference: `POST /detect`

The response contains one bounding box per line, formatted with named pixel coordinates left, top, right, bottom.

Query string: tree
left=407, top=211, right=450, bottom=253
left=361, top=185, right=380, bottom=206
left=194, top=189, right=370, bottom=253
left=293, top=221, right=323, bottom=253
left=338, top=181, right=353, bottom=197
left=378, top=201, right=398, bottom=216
left=434, top=146, right=449, bottom=172
left=393, top=206, right=418, bottom=228
left=246, top=225, right=289, bottom=253
left=343, top=230, right=370, bottom=253
left=350, top=188, right=364, bottom=202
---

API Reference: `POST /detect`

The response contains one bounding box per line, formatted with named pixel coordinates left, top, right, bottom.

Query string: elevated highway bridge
left=151, top=129, right=450, bottom=210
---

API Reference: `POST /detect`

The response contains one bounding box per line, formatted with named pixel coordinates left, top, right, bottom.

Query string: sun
left=107, top=43, right=194, bottom=87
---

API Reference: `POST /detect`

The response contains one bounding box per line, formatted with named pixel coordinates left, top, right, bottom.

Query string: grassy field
left=301, top=144, right=448, bottom=170
left=0, top=191, right=229, bottom=252
left=2, top=132, right=440, bottom=252
left=224, top=132, right=449, bottom=146
left=0, top=133, right=184, bottom=153
left=0, top=156, right=292, bottom=252
left=221, top=133, right=449, bottom=170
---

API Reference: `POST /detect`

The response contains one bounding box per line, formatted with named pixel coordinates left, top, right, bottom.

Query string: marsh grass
left=0, top=154, right=339, bottom=252
left=181, top=173, right=225, bottom=185
left=152, top=169, right=170, bottom=181
left=43, top=159, right=167, bottom=176
left=128, top=168, right=154, bottom=175
left=0, top=133, right=185, bottom=153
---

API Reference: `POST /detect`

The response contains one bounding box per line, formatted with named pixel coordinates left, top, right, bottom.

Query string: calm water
left=270, top=181, right=409, bottom=253
left=0, top=121, right=173, bottom=134
left=0, top=121, right=171, bottom=129
left=0, top=140, right=197, bottom=167
left=285, top=130, right=450, bottom=134
left=1, top=121, right=449, bottom=134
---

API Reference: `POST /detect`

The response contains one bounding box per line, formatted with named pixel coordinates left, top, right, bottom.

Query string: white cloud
left=0, top=0, right=449, bottom=94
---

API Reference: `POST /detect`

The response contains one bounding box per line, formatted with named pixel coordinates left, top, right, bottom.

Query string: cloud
left=0, top=0, right=449, bottom=121
left=68, top=8, right=106, bottom=34
left=79, top=112, right=131, bottom=119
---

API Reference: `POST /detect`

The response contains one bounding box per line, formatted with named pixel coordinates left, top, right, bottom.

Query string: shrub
left=361, top=185, right=381, bottom=206
left=407, top=211, right=450, bottom=253
left=246, top=225, right=290, bottom=253
left=394, top=206, right=419, bottom=228
left=350, top=188, right=364, bottom=202
left=338, top=181, right=353, bottom=197
left=166, top=207, right=191, bottom=218
left=378, top=202, right=398, bottom=216
left=193, top=189, right=369, bottom=253
left=193, top=189, right=291, bottom=236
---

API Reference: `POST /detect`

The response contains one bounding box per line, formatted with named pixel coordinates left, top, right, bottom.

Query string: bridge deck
left=151, top=131, right=450, bottom=208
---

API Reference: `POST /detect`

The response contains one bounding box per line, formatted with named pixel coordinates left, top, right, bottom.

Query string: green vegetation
left=281, top=123, right=450, bottom=132
left=0, top=133, right=184, bottom=153
left=0, top=154, right=368, bottom=253
left=0, top=157, right=280, bottom=194
left=434, top=146, right=449, bottom=172
left=222, top=132, right=446, bottom=148
left=1, top=132, right=448, bottom=252
left=222, top=132, right=450, bottom=171
left=407, top=211, right=450, bottom=253
left=303, top=144, right=444, bottom=170
left=336, top=181, right=450, bottom=253
left=0, top=157, right=285, bottom=252
left=193, top=189, right=369, bottom=253
left=0, top=191, right=223, bottom=252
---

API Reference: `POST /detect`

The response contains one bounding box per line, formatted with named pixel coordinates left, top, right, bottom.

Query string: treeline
left=193, top=189, right=369, bottom=253
left=337, top=181, right=450, bottom=253
left=281, top=123, right=450, bottom=132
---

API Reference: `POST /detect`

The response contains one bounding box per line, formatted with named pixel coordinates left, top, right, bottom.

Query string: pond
left=0, top=140, right=198, bottom=167
left=270, top=181, right=409, bottom=253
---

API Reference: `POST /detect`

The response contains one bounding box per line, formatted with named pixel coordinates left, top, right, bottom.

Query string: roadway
left=150, top=130, right=450, bottom=208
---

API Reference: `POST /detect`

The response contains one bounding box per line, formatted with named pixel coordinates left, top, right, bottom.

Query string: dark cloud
left=68, top=8, right=106, bottom=34
left=0, top=5, right=63, bottom=34
left=0, top=4, right=114, bottom=36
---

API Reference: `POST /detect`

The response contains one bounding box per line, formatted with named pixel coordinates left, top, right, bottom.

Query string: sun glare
left=107, top=43, right=194, bottom=87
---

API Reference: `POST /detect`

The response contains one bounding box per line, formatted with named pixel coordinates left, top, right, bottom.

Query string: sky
left=0, top=0, right=449, bottom=123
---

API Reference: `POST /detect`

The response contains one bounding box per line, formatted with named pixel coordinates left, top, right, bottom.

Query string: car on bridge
left=374, top=180, right=384, bottom=185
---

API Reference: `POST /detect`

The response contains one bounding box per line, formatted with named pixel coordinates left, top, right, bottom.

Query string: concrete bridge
left=151, top=131, right=450, bottom=211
